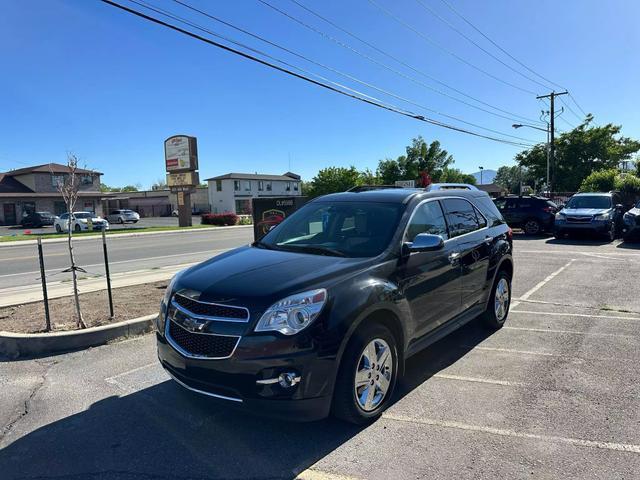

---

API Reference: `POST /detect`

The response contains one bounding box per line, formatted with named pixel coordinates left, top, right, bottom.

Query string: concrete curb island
left=0, top=314, right=157, bottom=359
left=0, top=224, right=253, bottom=248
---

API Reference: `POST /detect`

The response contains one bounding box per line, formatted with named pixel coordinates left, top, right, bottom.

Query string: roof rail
left=346, top=185, right=405, bottom=192
left=425, top=183, right=479, bottom=192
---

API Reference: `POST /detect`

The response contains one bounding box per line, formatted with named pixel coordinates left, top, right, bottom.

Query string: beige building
left=0, top=163, right=105, bottom=225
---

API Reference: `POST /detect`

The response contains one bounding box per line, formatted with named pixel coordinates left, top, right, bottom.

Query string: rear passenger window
left=442, top=198, right=481, bottom=238
left=405, top=201, right=449, bottom=242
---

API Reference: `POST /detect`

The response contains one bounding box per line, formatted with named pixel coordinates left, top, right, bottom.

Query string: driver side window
left=405, top=201, right=449, bottom=242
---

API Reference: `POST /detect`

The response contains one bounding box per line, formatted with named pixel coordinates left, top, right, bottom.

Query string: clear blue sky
left=1, top=0, right=639, bottom=188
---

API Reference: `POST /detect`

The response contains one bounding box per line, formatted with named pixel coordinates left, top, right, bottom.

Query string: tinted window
left=59, top=213, right=69, bottom=219
left=475, top=196, right=504, bottom=227
left=261, top=201, right=404, bottom=258
left=494, top=198, right=506, bottom=210
left=566, top=196, right=612, bottom=209
left=74, top=212, right=92, bottom=219
left=405, top=201, right=448, bottom=242
left=442, top=198, right=481, bottom=238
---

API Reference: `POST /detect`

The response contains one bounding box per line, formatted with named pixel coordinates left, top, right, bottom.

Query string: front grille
left=168, top=320, right=239, bottom=358
left=173, top=294, right=249, bottom=321
left=566, top=216, right=592, bottom=224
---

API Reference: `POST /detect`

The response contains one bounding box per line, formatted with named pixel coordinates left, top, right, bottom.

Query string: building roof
left=205, top=172, right=300, bottom=182
left=1, top=163, right=102, bottom=176
left=0, top=174, right=34, bottom=194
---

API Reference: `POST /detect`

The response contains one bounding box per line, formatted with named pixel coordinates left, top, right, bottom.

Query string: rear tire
left=119, top=217, right=125, bottom=224
left=482, top=270, right=511, bottom=330
left=55, top=224, right=62, bottom=233
left=74, top=224, right=81, bottom=233
left=523, top=219, right=542, bottom=235
left=332, top=323, right=398, bottom=424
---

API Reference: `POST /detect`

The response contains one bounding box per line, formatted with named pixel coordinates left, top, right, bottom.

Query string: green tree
left=578, top=169, right=618, bottom=193
left=439, top=167, right=477, bottom=185
left=494, top=165, right=533, bottom=193
left=305, top=166, right=364, bottom=198
left=516, top=116, right=640, bottom=191
left=120, top=184, right=140, bottom=192
left=376, top=136, right=455, bottom=184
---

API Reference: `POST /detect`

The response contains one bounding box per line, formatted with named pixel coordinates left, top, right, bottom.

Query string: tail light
left=542, top=207, right=554, bottom=213
left=507, top=227, right=513, bottom=241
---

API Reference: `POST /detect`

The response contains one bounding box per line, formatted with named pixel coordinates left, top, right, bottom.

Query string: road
left=0, top=227, right=254, bottom=290
left=1, top=237, right=640, bottom=479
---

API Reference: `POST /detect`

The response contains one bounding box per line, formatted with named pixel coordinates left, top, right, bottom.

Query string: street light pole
left=536, top=91, right=568, bottom=193
left=512, top=122, right=551, bottom=194
left=478, top=166, right=484, bottom=185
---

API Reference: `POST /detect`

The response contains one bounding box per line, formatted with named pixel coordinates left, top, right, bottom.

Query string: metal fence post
left=37, top=236, right=52, bottom=331
left=102, top=228, right=114, bottom=318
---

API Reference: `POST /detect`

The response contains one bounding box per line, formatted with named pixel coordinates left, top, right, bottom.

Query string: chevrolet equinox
left=156, top=187, right=513, bottom=424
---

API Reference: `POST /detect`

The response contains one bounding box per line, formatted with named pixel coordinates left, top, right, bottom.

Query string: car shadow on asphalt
left=0, top=321, right=492, bottom=479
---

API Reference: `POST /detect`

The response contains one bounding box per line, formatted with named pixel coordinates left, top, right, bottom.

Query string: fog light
left=278, top=372, right=301, bottom=388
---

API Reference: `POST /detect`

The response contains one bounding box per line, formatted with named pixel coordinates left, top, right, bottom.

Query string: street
left=0, top=226, right=253, bottom=290
left=1, top=237, right=639, bottom=479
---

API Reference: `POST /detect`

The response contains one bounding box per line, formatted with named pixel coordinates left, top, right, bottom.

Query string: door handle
left=484, top=236, right=494, bottom=245
left=448, top=252, right=461, bottom=265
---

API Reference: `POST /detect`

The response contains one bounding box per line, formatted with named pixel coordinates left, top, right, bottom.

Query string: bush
left=615, top=174, right=640, bottom=206
left=201, top=212, right=239, bottom=226
left=578, top=169, right=617, bottom=193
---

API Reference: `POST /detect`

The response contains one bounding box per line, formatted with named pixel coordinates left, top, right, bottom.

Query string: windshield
left=565, top=196, right=611, bottom=209
left=74, top=212, right=93, bottom=219
left=259, top=201, right=404, bottom=258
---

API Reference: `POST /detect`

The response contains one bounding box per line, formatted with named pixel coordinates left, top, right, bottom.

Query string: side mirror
left=404, top=233, right=444, bottom=254
left=616, top=204, right=624, bottom=210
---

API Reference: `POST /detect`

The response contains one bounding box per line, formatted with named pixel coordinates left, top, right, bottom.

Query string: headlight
left=623, top=213, right=633, bottom=225
left=255, top=289, right=327, bottom=335
left=163, top=271, right=184, bottom=304
left=594, top=212, right=611, bottom=221
left=555, top=212, right=566, bottom=220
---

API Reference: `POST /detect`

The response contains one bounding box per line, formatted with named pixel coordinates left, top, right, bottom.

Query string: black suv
left=494, top=195, right=558, bottom=235
left=157, top=188, right=513, bottom=423
left=20, top=211, right=56, bottom=228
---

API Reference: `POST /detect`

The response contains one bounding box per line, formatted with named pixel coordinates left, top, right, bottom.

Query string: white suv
left=107, top=209, right=140, bottom=224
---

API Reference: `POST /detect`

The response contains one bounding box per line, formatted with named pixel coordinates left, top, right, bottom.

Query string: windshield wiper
left=252, top=240, right=279, bottom=250
left=278, top=244, right=347, bottom=257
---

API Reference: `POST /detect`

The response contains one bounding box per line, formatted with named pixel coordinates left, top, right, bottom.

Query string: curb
left=0, top=314, right=157, bottom=359
left=0, top=224, right=253, bottom=248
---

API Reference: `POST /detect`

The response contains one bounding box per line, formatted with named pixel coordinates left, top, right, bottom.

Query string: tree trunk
left=67, top=219, right=86, bottom=329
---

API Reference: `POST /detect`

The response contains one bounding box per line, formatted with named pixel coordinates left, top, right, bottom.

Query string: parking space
left=1, top=236, right=639, bottom=479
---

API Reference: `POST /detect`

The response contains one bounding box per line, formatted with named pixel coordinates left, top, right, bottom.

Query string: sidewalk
left=0, top=261, right=199, bottom=308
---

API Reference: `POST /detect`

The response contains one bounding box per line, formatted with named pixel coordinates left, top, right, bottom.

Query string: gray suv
left=554, top=192, right=624, bottom=241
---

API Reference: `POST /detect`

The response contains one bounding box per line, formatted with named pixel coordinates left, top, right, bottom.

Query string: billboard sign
left=251, top=196, right=307, bottom=240
left=164, top=135, right=198, bottom=172
left=167, top=171, right=199, bottom=187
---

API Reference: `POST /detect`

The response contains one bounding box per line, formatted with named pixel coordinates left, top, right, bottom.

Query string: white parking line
left=504, top=326, right=635, bottom=338
left=511, top=310, right=640, bottom=321
left=296, top=470, right=361, bottom=480
left=517, top=249, right=640, bottom=258
left=432, top=373, right=526, bottom=387
left=383, top=414, right=640, bottom=454
left=104, top=362, right=157, bottom=385
left=518, top=259, right=576, bottom=302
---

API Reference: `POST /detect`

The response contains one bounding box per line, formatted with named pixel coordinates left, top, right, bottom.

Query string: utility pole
left=536, top=91, right=568, bottom=193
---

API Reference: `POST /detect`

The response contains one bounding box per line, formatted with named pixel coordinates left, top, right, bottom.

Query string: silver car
left=107, top=209, right=140, bottom=224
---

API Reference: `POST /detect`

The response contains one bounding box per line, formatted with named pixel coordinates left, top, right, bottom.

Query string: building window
left=51, top=174, right=66, bottom=187
left=294, top=182, right=299, bottom=191
left=266, top=181, right=272, bottom=191
left=234, top=199, right=252, bottom=215
left=234, top=180, right=241, bottom=191
left=216, top=180, right=222, bottom=192
left=286, top=181, right=291, bottom=191
left=244, top=181, right=251, bottom=191
left=80, top=174, right=93, bottom=185
left=258, top=180, right=264, bottom=191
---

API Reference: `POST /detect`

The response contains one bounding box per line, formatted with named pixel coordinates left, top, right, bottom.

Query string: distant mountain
left=471, top=169, right=497, bottom=185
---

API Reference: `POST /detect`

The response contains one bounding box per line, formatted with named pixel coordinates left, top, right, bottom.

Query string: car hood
left=175, top=245, right=370, bottom=304
left=626, top=208, right=640, bottom=216
left=561, top=208, right=610, bottom=216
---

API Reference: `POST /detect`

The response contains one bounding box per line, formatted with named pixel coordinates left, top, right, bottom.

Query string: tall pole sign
left=164, top=135, right=199, bottom=227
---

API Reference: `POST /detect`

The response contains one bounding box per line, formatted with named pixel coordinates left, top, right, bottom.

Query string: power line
left=144, top=0, right=538, bottom=142
left=568, top=93, right=588, bottom=117
left=258, top=0, right=544, bottom=125
left=365, top=0, right=538, bottom=95
left=286, top=0, right=543, bottom=125
left=559, top=96, right=584, bottom=122
left=413, top=0, right=553, bottom=92
left=98, top=0, right=535, bottom=148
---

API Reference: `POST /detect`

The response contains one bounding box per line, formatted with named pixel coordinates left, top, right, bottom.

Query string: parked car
left=107, top=209, right=140, bottom=224
left=622, top=200, right=640, bottom=241
left=20, top=211, right=56, bottom=228
left=54, top=212, right=109, bottom=233
left=493, top=195, right=558, bottom=235
left=554, top=192, right=624, bottom=241
left=157, top=187, right=513, bottom=423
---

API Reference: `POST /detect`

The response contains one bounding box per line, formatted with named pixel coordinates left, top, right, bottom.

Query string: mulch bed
left=0, top=281, right=168, bottom=334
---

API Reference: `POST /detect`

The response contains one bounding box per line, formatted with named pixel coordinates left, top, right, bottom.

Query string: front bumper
left=156, top=327, right=336, bottom=421
left=555, top=219, right=611, bottom=234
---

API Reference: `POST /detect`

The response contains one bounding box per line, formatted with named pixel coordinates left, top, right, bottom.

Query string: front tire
left=74, top=224, right=81, bottom=233
left=482, top=270, right=511, bottom=329
left=332, top=323, right=398, bottom=424
left=55, top=224, right=62, bottom=233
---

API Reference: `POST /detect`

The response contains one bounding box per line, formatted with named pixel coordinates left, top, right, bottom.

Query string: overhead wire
left=98, top=0, right=536, bottom=148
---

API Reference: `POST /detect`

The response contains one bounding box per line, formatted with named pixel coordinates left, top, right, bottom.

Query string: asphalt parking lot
left=1, top=236, right=639, bottom=479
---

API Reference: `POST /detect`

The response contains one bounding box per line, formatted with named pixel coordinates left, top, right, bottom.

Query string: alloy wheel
left=494, top=278, right=510, bottom=322
left=524, top=220, right=540, bottom=235
left=354, top=338, right=393, bottom=412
